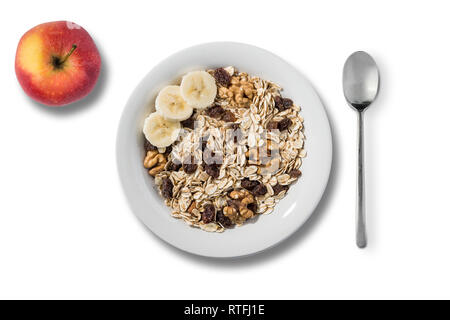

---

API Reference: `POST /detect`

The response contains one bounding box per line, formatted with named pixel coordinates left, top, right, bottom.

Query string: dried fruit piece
left=205, top=163, right=220, bottom=179
left=183, top=163, right=197, bottom=174
left=273, top=183, right=289, bottom=195
left=182, top=156, right=198, bottom=174
left=274, top=96, right=283, bottom=109
left=161, top=178, right=173, bottom=199
left=181, top=114, right=196, bottom=129
left=266, top=121, right=279, bottom=130
left=289, top=169, right=302, bottom=178
left=241, top=178, right=260, bottom=190
left=274, top=95, right=294, bottom=111
left=213, top=68, right=232, bottom=87
left=222, top=110, right=236, bottom=122
left=206, top=105, right=225, bottom=119
left=252, top=184, right=267, bottom=196
left=163, top=145, right=172, bottom=156
left=278, top=118, right=292, bottom=131
left=144, top=139, right=158, bottom=152
left=205, top=105, right=236, bottom=123
left=202, top=204, right=216, bottom=223
left=167, top=160, right=182, bottom=172
left=282, top=98, right=293, bottom=108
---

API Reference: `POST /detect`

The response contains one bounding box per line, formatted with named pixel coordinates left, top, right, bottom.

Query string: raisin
left=272, top=183, right=289, bottom=195
left=240, top=178, right=266, bottom=196
left=167, top=160, right=182, bottom=172
left=247, top=202, right=257, bottom=213
left=266, top=121, right=279, bottom=130
left=222, top=110, right=236, bottom=122
left=216, top=209, right=233, bottom=228
left=183, top=163, right=197, bottom=174
left=274, top=96, right=294, bottom=111
left=278, top=118, right=292, bottom=131
left=213, top=68, right=231, bottom=87
left=181, top=114, right=196, bottom=129
left=164, top=145, right=172, bottom=156
left=205, top=164, right=220, bottom=179
left=202, top=204, right=216, bottom=224
left=206, top=105, right=225, bottom=119
left=274, top=96, right=283, bottom=109
left=289, top=169, right=302, bottom=178
left=241, top=178, right=260, bottom=191
left=252, top=184, right=267, bottom=196
left=161, top=178, right=173, bottom=199
left=282, top=98, right=293, bottom=108
left=182, top=156, right=198, bottom=174
left=206, top=106, right=236, bottom=123
left=144, top=139, right=157, bottom=151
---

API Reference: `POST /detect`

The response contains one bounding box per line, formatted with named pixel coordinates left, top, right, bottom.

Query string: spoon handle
left=356, top=111, right=367, bottom=248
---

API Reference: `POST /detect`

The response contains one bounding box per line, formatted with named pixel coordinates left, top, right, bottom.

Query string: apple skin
left=15, top=21, right=101, bottom=107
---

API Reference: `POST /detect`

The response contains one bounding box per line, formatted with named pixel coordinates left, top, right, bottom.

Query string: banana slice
left=180, top=71, right=217, bottom=109
left=155, top=85, right=193, bottom=121
left=143, top=112, right=181, bottom=148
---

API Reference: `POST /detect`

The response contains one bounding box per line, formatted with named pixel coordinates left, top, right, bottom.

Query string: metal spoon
left=343, top=51, right=380, bottom=248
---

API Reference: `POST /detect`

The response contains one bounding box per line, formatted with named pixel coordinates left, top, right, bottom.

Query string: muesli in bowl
left=142, top=67, right=306, bottom=232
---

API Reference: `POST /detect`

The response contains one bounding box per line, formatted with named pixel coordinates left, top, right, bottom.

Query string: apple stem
left=60, top=44, right=77, bottom=64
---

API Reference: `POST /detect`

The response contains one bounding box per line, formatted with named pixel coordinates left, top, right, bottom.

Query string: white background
left=0, top=0, right=448, bottom=300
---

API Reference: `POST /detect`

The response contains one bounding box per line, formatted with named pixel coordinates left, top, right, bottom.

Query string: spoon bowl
left=343, top=51, right=379, bottom=111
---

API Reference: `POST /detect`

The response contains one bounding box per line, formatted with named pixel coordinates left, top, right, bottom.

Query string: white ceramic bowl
left=116, top=42, right=332, bottom=258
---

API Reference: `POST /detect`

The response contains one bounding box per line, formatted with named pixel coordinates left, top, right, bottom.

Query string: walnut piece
left=223, top=206, right=238, bottom=220
left=144, top=150, right=167, bottom=176
left=240, top=208, right=253, bottom=219
left=223, top=189, right=255, bottom=224
left=218, top=73, right=255, bottom=108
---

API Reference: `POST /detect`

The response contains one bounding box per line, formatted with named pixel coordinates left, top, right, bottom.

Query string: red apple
left=15, top=21, right=101, bottom=107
